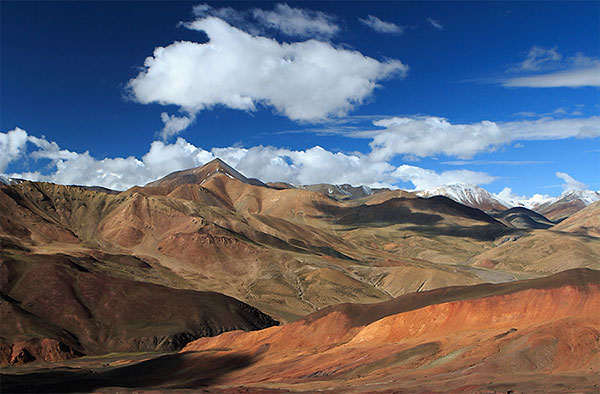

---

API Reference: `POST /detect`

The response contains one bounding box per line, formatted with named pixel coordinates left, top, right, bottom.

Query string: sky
left=1, top=1, right=599, bottom=201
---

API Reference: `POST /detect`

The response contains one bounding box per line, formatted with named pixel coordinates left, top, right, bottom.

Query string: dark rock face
left=0, top=254, right=278, bottom=365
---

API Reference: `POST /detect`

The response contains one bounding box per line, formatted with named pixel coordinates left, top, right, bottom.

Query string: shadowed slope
left=0, top=351, right=259, bottom=393
left=494, top=206, right=555, bottom=229
left=0, top=253, right=277, bottom=365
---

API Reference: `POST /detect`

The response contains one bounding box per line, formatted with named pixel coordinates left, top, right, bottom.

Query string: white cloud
left=504, top=47, right=600, bottom=88
left=426, top=17, right=443, bottom=30
left=556, top=172, right=588, bottom=191
left=365, top=116, right=507, bottom=160
left=160, top=112, right=195, bottom=140
left=4, top=125, right=595, bottom=195
left=495, top=187, right=552, bottom=208
left=504, top=65, right=600, bottom=87
left=502, top=116, right=600, bottom=140
left=26, top=135, right=80, bottom=162
left=392, top=165, right=496, bottom=190
left=0, top=127, right=29, bottom=172
left=213, top=145, right=397, bottom=187
left=128, top=16, right=407, bottom=128
left=1, top=127, right=402, bottom=190
left=360, top=115, right=600, bottom=160
left=253, top=3, right=339, bottom=38
left=512, top=107, right=576, bottom=118
left=512, top=46, right=562, bottom=72
left=442, top=160, right=550, bottom=166
left=192, top=3, right=339, bottom=38
left=359, top=15, right=404, bottom=34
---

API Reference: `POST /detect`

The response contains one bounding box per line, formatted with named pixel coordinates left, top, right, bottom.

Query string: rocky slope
left=178, top=268, right=599, bottom=393
left=0, top=253, right=277, bottom=366
left=4, top=270, right=595, bottom=392
left=553, top=200, right=600, bottom=237
left=493, top=206, right=555, bottom=229
left=534, top=189, right=600, bottom=222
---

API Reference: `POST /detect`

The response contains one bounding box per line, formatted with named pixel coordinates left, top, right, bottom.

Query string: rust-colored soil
left=181, top=269, right=599, bottom=393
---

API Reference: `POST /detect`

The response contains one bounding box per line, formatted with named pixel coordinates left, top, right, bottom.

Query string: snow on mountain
left=0, top=176, right=22, bottom=186
left=556, top=189, right=600, bottom=205
left=417, top=183, right=600, bottom=216
left=416, top=183, right=509, bottom=212
left=300, top=183, right=374, bottom=200
left=495, top=188, right=555, bottom=210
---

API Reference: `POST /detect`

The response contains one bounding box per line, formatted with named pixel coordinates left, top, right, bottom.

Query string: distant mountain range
left=416, top=182, right=600, bottom=221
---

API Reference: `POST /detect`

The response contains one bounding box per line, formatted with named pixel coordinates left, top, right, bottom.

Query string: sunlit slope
left=182, top=269, right=600, bottom=393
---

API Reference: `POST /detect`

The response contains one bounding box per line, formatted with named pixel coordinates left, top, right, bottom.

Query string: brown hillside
left=0, top=253, right=277, bottom=366
left=553, top=200, right=600, bottom=237
left=180, top=269, right=599, bottom=393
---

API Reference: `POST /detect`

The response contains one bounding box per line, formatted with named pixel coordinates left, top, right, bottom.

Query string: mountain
left=0, top=253, right=277, bottom=366
left=10, top=269, right=593, bottom=392
left=299, top=183, right=375, bottom=201
left=1, top=159, right=599, bottom=392
left=417, top=183, right=509, bottom=212
left=553, top=200, right=600, bottom=237
left=1, top=158, right=599, bottom=371
left=145, top=158, right=268, bottom=190
left=493, top=206, right=555, bottom=229
left=418, top=183, right=600, bottom=222
left=531, top=189, right=600, bottom=222
left=0, top=160, right=516, bottom=325
left=174, top=269, right=598, bottom=393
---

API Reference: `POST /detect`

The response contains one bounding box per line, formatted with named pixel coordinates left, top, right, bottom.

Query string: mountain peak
left=417, top=183, right=508, bottom=212
left=145, top=158, right=268, bottom=189
left=193, top=158, right=245, bottom=179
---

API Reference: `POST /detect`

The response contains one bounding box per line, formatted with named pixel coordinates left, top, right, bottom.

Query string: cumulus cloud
left=1, top=127, right=404, bottom=190
left=359, top=15, right=404, bottom=34
left=426, top=17, right=443, bottom=30
left=160, top=112, right=195, bottom=140
left=253, top=3, right=339, bottom=38
left=128, top=16, right=407, bottom=133
left=0, top=127, right=501, bottom=192
left=392, top=165, right=496, bottom=190
left=365, top=116, right=507, bottom=160
left=0, top=127, right=29, bottom=172
left=504, top=48, right=600, bottom=88
left=556, top=172, right=588, bottom=191
left=4, top=125, right=595, bottom=194
left=495, top=187, right=552, bottom=208
left=360, top=115, right=599, bottom=160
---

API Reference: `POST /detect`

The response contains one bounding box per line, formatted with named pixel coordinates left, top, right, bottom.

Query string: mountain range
left=416, top=182, right=600, bottom=220
left=1, top=158, right=598, bottom=393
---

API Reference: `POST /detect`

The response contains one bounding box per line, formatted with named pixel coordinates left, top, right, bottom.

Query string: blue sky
left=1, top=1, right=599, bottom=199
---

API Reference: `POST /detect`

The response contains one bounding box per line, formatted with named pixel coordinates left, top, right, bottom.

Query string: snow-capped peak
left=417, top=183, right=508, bottom=211
left=417, top=183, right=600, bottom=213
left=557, top=189, right=600, bottom=205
